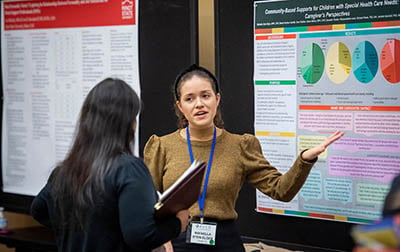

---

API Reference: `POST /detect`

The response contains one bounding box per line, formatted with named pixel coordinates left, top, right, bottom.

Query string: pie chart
left=380, top=39, right=400, bottom=84
left=300, top=43, right=325, bottom=84
left=325, top=42, right=352, bottom=84
left=353, top=41, right=378, bottom=84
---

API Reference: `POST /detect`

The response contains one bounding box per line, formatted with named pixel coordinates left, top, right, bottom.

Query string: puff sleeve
left=143, top=135, right=165, bottom=192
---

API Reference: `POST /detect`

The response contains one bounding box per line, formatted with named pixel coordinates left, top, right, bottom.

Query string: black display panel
left=0, top=0, right=198, bottom=214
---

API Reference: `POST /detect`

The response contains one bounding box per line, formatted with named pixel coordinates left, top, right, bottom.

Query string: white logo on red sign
left=121, top=0, right=133, bottom=19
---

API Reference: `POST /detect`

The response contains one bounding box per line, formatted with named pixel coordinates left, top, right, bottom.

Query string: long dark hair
left=50, top=78, right=141, bottom=228
left=173, top=64, right=224, bottom=128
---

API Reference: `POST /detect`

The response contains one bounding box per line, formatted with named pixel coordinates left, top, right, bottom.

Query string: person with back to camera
left=382, top=174, right=400, bottom=218
left=143, top=64, right=345, bottom=252
left=351, top=174, right=400, bottom=252
left=31, top=78, right=189, bottom=252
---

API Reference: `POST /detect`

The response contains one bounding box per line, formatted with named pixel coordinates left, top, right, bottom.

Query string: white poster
left=1, top=0, right=140, bottom=195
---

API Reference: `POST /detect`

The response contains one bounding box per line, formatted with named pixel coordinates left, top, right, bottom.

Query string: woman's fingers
left=323, top=131, right=345, bottom=147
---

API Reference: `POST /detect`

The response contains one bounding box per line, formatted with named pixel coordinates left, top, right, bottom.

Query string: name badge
left=186, top=221, right=217, bottom=246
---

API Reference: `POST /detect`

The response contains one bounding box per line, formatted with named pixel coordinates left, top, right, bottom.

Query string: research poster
left=1, top=0, right=139, bottom=195
left=254, top=0, right=399, bottom=223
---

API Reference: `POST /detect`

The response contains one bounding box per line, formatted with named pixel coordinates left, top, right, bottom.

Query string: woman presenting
left=144, top=65, right=344, bottom=252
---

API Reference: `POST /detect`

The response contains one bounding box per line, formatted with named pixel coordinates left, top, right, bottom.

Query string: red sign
left=3, top=0, right=136, bottom=30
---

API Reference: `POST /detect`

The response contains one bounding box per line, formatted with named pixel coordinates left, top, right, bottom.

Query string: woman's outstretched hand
left=301, top=131, right=345, bottom=161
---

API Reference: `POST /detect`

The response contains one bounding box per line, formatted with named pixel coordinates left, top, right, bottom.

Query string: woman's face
left=177, top=76, right=220, bottom=130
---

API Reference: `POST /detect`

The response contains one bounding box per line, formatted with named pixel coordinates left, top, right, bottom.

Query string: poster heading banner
left=255, top=0, right=399, bottom=29
left=3, top=0, right=136, bottom=30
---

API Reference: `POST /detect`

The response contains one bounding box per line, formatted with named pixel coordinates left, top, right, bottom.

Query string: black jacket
left=31, top=154, right=180, bottom=252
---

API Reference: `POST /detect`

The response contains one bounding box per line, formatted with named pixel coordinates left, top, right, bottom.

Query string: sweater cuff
left=299, top=149, right=318, bottom=164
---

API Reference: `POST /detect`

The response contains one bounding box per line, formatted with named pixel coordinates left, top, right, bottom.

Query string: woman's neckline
left=179, top=127, right=224, bottom=142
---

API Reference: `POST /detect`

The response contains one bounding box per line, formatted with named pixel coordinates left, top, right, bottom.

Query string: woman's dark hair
left=50, top=78, right=141, bottom=228
left=173, top=64, right=224, bottom=128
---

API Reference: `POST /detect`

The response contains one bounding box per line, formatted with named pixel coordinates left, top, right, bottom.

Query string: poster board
left=254, top=0, right=400, bottom=225
left=1, top=0, right=141, bottom=196
left=0, top=0, right=198, bottom=213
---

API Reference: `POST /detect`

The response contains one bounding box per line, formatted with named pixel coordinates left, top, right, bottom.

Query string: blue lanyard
left=186, top=126, right=216, bottom=223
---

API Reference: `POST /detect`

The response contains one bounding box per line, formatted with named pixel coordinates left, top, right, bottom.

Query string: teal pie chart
left=300, top=43, right=325, bottom=84
left=352, top=41, right=378, bottom=83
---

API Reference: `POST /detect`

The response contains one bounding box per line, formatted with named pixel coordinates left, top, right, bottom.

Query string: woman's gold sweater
left=144, top=129, right=316, bottom=220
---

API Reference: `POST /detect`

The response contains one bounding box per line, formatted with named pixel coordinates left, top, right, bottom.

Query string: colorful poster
left=254, top=0, right=400, bottom=223
left=1, top=0, right=139, bottom=195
